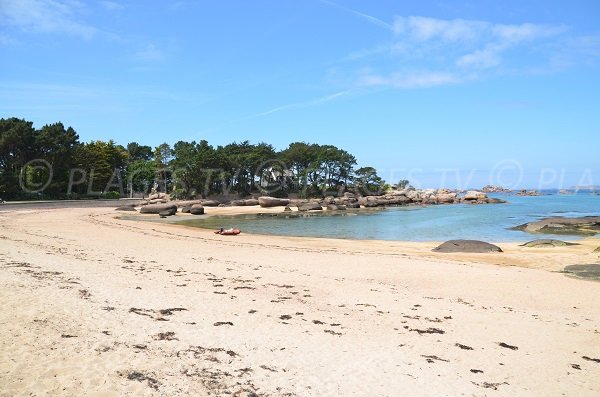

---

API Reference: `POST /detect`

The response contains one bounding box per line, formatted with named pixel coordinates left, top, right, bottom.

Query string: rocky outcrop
left=258, top=197, right=290, bottom=207
left=515, top=189, right=542, bottom=196
left=297, top=202, right=323, bottom=211
left=512, top=216, right=600, bottom=236
left=243, top=199, right=259, bottom=206
left=180, top=206, right=191, bottom=213
left=435, top=193, right=457, bottom=204
left=140, top=203, right=177, bottom=214
left=482, top=185, right=511, bottom=193
left=175, top=200, right=204, bottom=208
left=200, top=200, right=220, bottom=207
left=463, top=190, right=487, bottom=201
left=190, top=204, right=205, bottom=215
left=520, top=239, right=579, bottom=248
left=458, top=190, right=506, bottom=204
left=149, top=193, right=168, bottom=200
left=433, top=240, right=503, bottom=253
left=327, top=204, right=346, bottom=210
left=148, top=198, right=168, bottom=204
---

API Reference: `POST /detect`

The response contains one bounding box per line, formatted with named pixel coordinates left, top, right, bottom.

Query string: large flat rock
left=433, top=240, right=503, bottom=253
left=563, top=264, right=600, bottom=280
left=520, top=239, right=579, bottom=248
left=512, top=216, right=600, bottom=236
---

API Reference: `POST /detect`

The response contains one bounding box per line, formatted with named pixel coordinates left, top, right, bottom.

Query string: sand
left=1, top=205, right=599, bottom=396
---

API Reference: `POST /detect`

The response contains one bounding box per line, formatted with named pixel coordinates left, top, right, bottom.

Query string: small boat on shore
left=215, top=228, right=241, bottom=236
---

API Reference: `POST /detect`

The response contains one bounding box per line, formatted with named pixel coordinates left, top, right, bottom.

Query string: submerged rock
left=433, top=240, right=503, bottom=253
left=512, top=216, right=600, bottom=236
left=521, top=239, right=579, bottom=248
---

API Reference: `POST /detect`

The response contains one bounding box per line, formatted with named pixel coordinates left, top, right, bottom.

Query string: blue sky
left=1, top=0, right=599, bottom=188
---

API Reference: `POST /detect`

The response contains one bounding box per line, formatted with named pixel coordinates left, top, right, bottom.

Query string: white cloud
left=0, top=0, right=98, bottom=39
left=456, top=43, right=504, bottom=69
left=393, top=16, right=485, bottom=42
left=491, top=23, right=567, bottom=43
left=392, top=17, right=568, bottom=70
left=360, top=71, right=461, bottom=89
left=341, top=16, right=571, bottom=90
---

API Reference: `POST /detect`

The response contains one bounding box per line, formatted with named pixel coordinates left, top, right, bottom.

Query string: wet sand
left=1, top=205, right=599, bottom=396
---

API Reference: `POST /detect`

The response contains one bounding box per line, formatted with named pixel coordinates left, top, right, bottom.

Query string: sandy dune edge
left=1, top=207, right=599, bottom=396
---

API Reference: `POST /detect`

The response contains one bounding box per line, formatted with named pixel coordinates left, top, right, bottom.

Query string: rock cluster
left=515, top=189, right=542, bottom=196
left=482, top=185, right=512, bottom=193
left=126, top=186, right=508, bottom=215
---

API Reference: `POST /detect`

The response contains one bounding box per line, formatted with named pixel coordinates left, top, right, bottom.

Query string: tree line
left=0, top=117, right=386, bottom=200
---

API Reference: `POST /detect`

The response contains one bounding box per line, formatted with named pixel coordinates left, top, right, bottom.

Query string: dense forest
left=0, top=117, right=387, bottom=200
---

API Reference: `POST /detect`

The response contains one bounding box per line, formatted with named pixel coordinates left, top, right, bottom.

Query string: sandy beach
left=1, top=204, right=599, bottom=396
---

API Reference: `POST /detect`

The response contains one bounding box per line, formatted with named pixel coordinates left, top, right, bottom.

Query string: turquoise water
left=178, top=193, right=600, bottom=242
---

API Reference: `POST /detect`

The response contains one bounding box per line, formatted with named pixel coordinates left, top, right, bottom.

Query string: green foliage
left=101, top=191, right=121, bottom=199
left=0, top=117, right=385, bottom=200
left=396, top=179, right=410, bottom=189
left=126, top=142, right=153, bottom=161
left=71, top=140, right=128, bottom=196
left=353, top=166, right=385, bottom=195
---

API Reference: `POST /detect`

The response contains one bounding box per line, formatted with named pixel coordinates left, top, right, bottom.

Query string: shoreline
left=116, top=207, right=600, bottom=274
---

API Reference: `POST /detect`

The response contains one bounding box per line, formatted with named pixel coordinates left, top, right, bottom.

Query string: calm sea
left=177, top=193, right=600, bottom=242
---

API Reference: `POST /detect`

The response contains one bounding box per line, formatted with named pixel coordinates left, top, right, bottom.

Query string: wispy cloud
left=359, top=71, right=462, bottom=89
left=100, top=1, right=124, bottom=11
left=133, top=44, right=164, bottom=62
left=0, top=0, right=112, bottom=40
left=319, top=0, right=392, bottom=31
left=354, top=16, right=570, bottom=89
left=256, top=89, right=358, bottom=117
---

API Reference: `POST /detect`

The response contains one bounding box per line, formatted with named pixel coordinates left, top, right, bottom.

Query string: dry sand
left=1, top=205, right=599, bottom=396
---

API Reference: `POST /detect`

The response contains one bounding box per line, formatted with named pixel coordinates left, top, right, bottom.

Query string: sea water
left=177, top=193, right=600, bottom=242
